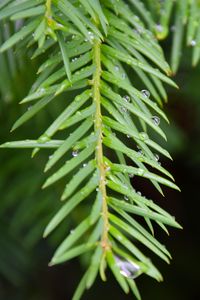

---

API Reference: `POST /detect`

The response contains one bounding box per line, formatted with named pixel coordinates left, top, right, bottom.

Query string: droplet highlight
left=141, top=89, right=150, bottom=98
left=123, top=95, right=130, bottom=102
left=115, top=257, right=141, bottom=279
left=151, top=116, right=160, bottom=126
left=72, top=150, right=79, bottom=157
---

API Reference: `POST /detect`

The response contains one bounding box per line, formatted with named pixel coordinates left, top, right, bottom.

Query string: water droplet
left=137, top=191, right=142, bottom=196
left=83, top=163, right=87, bottom=167
left=139, top=132, right=148, bottom=140
left=137, top=149, right=143, bottom=156
left=38, top=88, right=45, bottom=95
left=38, top=134, right=50, bottom=143
left=124, top=196, right=129, bottom=201
left=115, top=257, right=141, bottom=279
left=151, top=116, right=160, bottom=126
left=190, top=40, right=196, bottom=47
left=141, top=89, right=150, bottom=98
left=114, top=65, right=120, bottom=71
left=27, top=106, right=32, bottom=111
left=49, top=155, right=53, bottom=159
left=70, top=229, right=74, bottom=234
left=120, top=106, right=128, bottom=113
left=156, top=24, right=163, bottom=33
left=88, top=31, right=94, bottom=41
left=72, top=150, right=79, bottom=157
left=105, top=165, right=111, bottom=172
left=123, top=95, right=130, bottom=102
left=127, top=135, right=130, bottom=138
left=154, top=153, right=159, bottom=161
left=71, top=57, right=78, bottom=62
left=128, top=173, right=134, bottom=178
left=96, top=187, right=99, bottom=191
left=122, top=73, right=126, bottom=79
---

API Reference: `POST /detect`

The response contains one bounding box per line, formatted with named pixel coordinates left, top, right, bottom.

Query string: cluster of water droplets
left=71, top=57, right=78, bottom=62
left=84, top=31, right=95, bottom=43
left=120, top=95, right=131, bottom=115
left=115, top=256, right=141, bottom=279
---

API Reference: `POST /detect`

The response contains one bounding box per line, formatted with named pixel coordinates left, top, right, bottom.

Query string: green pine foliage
left=1, top=0, right=199, bottom=299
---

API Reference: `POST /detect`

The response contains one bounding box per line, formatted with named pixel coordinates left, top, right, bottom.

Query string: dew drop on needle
left=141, top=89, right=150, bottom=98
left=151, top=115, right=160, bottom=126
left=115, top=256, right=141, bottom=279
left=72, top=150, right=79, bottom=157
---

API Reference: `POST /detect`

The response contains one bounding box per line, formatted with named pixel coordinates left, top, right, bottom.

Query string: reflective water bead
left=120, top=106, right=127, bottom=113
left=190, top=40, right=196, bottom=47
left=88, top=31, right=94, bottom=41
left=139, top=132, right=149, bottom=140
left=122, top=73, right=126, bottom=79
left=154, top=153, right=159, bottom=161
left=114, top=65, right=120, bottom=71
left=38, top=134, right=50, bottom=143
left=137, top=191, right=142, bottom=196
left=128, top=173, right=134, bottom=178
left=105, top=165, right=111, bottom=172
left=39, top=87, right=45, bottom=94
left=151, top=116, right=160, bottom=126
left=141, top=89, right=150, bottom=98
left=83, top=163, right=87, bottom=167
left=156, top=24, right=163, bottom=33
left=123, top=95, right=130, bottom=102
left=137, top=149, right=143, bottom=156
left=72, top=150, right=79, bottom=157
left=115, top=257, right=141, bottom=279
left=124, top=196, right=129, bottom=201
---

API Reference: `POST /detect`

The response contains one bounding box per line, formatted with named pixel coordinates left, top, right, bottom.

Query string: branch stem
left=45, top=0, right=52, bottom=19
left=93, top=40, right=110, bottom=253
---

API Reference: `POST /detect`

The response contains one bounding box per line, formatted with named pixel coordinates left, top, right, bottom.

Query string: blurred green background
left=0, top=25, right=200, bottom=300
